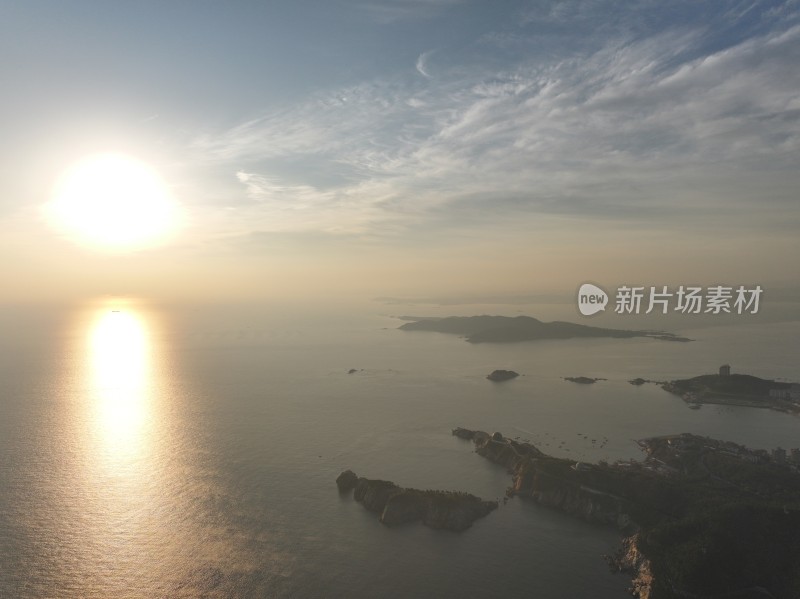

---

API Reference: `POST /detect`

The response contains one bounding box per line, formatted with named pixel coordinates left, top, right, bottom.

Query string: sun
left=46, top=153, right=180, bottom=250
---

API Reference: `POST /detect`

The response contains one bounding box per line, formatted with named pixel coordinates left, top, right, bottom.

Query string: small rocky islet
left=563, top=376, right=606, bottom=384
left=486, top=369, right=519, bottom=382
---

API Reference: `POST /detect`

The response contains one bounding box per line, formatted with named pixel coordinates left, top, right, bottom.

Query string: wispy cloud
left=415, top=50, right=434, bottom=78
left=187, top=14, right=800, bottom=240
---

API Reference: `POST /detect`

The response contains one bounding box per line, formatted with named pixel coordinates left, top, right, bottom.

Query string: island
left=487, top=369, right=519, bottom=382
left=398, top=315, right=691, bottom=344
left=564, top=376, right=605, bottom=384
left=452, top=427, right=800, bottom=599
left=336, top=470, right=497, bottom=531
left=662, top=365, right=799, bottom=413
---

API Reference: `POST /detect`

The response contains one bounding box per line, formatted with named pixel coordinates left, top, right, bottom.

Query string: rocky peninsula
left=452, top=427, right=800, bottom=599
left=336, top=470, right=497, bottom=532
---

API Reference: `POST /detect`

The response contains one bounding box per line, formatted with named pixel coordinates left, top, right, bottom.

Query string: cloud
left=416, top=51, right=434, bottom=78
left=187, top=15, right=800, bottom=241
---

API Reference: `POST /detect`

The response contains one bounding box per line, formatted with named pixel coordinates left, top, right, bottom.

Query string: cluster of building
left=769, top=384, right=800, bottom=402
left=655, top=434, right=800, bottom=470
left=719, top=363, right=800, bottom=408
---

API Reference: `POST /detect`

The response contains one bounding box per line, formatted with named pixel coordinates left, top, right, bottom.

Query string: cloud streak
left=187, top=11, right=800, bottom=240
left=416, top=51, right=433, bottom=78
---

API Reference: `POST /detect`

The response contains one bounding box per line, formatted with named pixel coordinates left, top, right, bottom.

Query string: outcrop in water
left=338, top=471, right=497, bottom=532
left=563, top=376, right=605, bottom=384
left=336, top=469, right=359, bottom=492
left=487, top=369, right=519, bottom=382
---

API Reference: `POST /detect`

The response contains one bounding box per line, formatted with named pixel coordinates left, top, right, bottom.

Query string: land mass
left=452, top=427, right=800, bottom=599
left=487, top=369, right=519, bottom=382
left=564, top=376, right=606, bottom=384
left=398, top=315, right=692, bottom=344
left=336, top=470, right=497, bottom=531
left=662, top=373, right=798, bottom=412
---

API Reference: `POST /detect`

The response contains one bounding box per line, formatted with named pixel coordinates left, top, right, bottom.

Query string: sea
left=0, top=298, right=798, bottom=598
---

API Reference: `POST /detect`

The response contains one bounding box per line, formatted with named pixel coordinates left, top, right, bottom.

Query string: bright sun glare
left=47, top=153, right=179, bottom=250
left=89, top=309, right=150, bottom=457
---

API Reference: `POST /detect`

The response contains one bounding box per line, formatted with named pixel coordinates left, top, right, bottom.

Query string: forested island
left=398, top=315, right=692, bottom=343
left=453, top=427, right=800, bottom=599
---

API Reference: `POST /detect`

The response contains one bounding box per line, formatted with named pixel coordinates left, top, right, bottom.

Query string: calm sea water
left=1, top=300, right=798, bottom=598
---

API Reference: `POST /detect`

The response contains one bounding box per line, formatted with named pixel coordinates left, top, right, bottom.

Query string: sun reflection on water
left=88, top=308, right=152, bottom=462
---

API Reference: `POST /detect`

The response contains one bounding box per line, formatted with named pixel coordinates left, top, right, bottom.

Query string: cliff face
left=611, top=534, right=655, bottom=599
left=340, top=472, right=497, bottom=532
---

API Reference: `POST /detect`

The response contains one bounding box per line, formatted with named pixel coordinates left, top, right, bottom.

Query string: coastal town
left=637, top=433, right=800, bottom=474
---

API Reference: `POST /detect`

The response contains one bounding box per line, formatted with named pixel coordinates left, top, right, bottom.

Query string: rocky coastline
left=452, top=428, right=654, bottom=595
left=452, top=427, right=800, bottom=598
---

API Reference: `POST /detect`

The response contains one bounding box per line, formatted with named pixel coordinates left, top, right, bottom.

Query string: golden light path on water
left=88, top=309, right=151, bottom=462
left=55, top=301, right=285, bottom=598
left=73, top=302, right=166, bottom=596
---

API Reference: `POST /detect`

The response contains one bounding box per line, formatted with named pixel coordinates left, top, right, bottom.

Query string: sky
left=1, top=0, right=799, bottom=304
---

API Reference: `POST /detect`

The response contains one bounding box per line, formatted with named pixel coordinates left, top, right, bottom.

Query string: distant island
left=487, top=369, right=519, bottom=382
left=564, top=376, right=606, bottom=384
left=663, top=365, right=800, bottom=412
left=398, top=315, right=692, bottom=344
left=452, top=427, right=800, bottom=599
left=336, top=470, right=497, bottom=531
